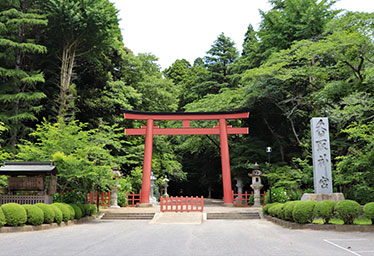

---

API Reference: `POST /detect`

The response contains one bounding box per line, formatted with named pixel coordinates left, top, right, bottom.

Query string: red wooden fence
left=160, top=196, right=204, bottom=212
left=126, top=192, right=141, bottom=207
left=232, top=191, right=266, bottom=207
left=88, top=191, right=111, bottom=207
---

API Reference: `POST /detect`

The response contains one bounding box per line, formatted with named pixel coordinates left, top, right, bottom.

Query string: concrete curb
left=0, top=215, right=97, bottom=233
left=264, top=215, right=374, bottom=232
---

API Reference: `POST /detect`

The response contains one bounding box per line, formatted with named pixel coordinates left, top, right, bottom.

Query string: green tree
left=42, top=0, right=121, bottom=121
left=0, top=0, right=47, bottom=147
left=17, top=119, right=121, bottom=192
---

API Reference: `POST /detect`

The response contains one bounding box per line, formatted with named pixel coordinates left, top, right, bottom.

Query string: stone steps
left=101, top=213, right=155, bottom=220
left=207, top=212, right=260, bottom=220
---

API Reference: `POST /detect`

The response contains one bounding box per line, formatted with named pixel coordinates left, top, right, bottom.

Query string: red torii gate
left=123, top=109, right=249, bottom=206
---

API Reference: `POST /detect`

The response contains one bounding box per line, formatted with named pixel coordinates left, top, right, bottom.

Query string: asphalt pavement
left=0, top=219, right=373, bottom=256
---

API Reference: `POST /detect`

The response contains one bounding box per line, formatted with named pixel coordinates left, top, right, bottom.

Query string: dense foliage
left=0, top=0, right=374, bottom=202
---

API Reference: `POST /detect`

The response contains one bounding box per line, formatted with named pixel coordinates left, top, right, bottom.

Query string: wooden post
left=140, top=119, right=154, bottom=205
left=219, top=118, right=233, bottom=205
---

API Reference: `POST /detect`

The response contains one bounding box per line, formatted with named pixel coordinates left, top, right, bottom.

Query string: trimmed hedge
left=76, top=203, right=86, bottom=217
left=292, top=200, right=316, bottom=224
left=334, top=200, right=361, bottom=224
left=70, top=204, right=82, bottom=219
left=314, top=200, right=336, bottom=224
left=65, top=204, right=75, bottom=220
left=89, top=205, right=97, bottom=216
left=262, top=203, right=279, bottom=216
left=50, top=204, right=63, bottom=224
left=83, top=204, right=91, bottom=216
left=270, top=203, right=285, bottom=219
left=363, top=202, right=374, bottom=225
left=0, top=207, right=6, bottom=227
left=1, top=203, right=27, bottom=226
left=283, top=201, right=298, bottom=221
left=53, top=203, right=71, bottom=222
left=22, top=205, right=44, bottom=226
left=35, top=203, right=55, bottom=224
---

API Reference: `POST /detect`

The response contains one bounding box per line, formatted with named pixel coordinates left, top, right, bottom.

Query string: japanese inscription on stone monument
left=311, top=117, right=333, bottom=194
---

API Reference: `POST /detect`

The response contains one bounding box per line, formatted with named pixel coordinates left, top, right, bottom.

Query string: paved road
left=1, top=219, right=373, bottom=256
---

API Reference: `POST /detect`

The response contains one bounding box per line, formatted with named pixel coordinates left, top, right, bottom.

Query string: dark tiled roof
left=0, top=162, right=57, bottom=175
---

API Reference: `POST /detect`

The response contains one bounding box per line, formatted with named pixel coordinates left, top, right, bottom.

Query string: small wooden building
left=0, top=161, right=57, bottom=205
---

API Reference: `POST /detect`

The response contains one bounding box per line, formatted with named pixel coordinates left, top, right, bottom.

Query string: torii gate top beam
left=122, top=109, right=249, bottom=121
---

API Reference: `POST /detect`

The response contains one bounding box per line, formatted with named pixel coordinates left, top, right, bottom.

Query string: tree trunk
left=58, top=43, right=76, bottom=122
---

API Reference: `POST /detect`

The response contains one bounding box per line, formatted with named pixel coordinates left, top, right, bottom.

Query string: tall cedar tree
left=0, top=0, right=47, bottom=147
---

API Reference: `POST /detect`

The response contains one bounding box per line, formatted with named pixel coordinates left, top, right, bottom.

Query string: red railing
left=160, top=196, right=204, bottom=212
left=232, top=191, right=266, bottom=207
left=88, top=191, right=111, bottom=207
left=126, top=192, right=141, bottom=207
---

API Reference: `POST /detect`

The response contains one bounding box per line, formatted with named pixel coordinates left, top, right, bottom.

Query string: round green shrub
left=83, top=204, right=91, bottom=216
left=35, top=203, right=55, bottom=224
left=267, top=203, right=281, bottom=217
left=1, top=203, right=27, bottom=226
left=283, top=201, right=299, bottom=221
left=0, top=207, right=6, bottom=227
left=50, top=205, right=62, bottom=224
left=292, top=200, right=317, bottom=224
left=64, top=203, right=75, bottom=220
left=271, top=203, right=285, bottom=219
left=314, top=200, right=336, bottom=224
left=52, top=203, right=71, bottom=222
left=262, top=203, right=279, bottom=215
left=22, top=205, right=44, bottom=226
left=76, top=202, right=86, bottom=217
left=70, top=204, right=82, bottom=219
left=89, top=204, right=97, bottom=215
left=363, top=202, right=374, bottom=225
left=334, top=200, right=361, bottom=224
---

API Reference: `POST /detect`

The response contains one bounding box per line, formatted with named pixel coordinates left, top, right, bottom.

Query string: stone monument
left=301, top=118, right=344, bottom=202
left=109, top=168, right=121, bottom=209
left=149, top=172, right=158, bottom=204
left=236, top=177, right=244, bottom=194
left=249, top=163, right=263, bottom=207
left=162, top=176, right=169, bottom=197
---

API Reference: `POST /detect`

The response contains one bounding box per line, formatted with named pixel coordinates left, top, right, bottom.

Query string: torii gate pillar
left=123, top=110, right=249, bottom=206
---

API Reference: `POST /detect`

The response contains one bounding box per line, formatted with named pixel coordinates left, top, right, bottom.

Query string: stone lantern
left=162, top=176, right=169, bottom=197
left=236, top=177, right=244, bottom=194
left=109, top=167, right=122, bottom=209
left=249, top=163, right=263, bottom=207
left=149, top=172, right=158, bottom=204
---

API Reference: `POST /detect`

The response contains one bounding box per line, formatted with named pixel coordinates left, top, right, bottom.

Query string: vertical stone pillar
left=311, top=118, right=332, bottom=194
left=140, top=119, right=154, bottom=206
left=219, top=118, right=233, bottom=205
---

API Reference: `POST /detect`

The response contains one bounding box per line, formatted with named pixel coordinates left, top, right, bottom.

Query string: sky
left=111, top=0, right=374, bottom=70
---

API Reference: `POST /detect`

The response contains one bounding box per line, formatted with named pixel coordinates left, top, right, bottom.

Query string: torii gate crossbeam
left=123, top=109, right=249, bottom=206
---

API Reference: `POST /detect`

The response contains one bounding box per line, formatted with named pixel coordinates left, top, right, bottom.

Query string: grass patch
left=313, top=217, right=371, bottom=225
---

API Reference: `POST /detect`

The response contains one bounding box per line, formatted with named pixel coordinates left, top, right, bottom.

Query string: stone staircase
left=101, top=212, right=155, bottom=220
left=207, top=212, right=260, bottom=220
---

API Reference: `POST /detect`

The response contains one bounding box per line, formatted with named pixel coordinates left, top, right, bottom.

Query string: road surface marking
left=324, top=239, right=362, bottom=256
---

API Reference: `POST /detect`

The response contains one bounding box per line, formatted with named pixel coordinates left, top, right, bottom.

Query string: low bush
left=283, top=201, right=299, bottom=221
left=83, top=204, right=91, bottom=216
left=22, top=205, right=44, bottom=226
left=1, top=203, right=27, bottom=226
left=64, top=204, right=75, bottom=220
left=292, top=200, right=316, bottom=224
left=52, top=203, right=71, bottom=222
left=89, top=204, right=97, bottom=216
left=262, top=203, right=279, bottom=215
left=267, top=203, right=281, bottom=217
left=271, top=203, right=285, bottom=219
left=76, top=203, right=86, bottom=217
left=314, top=200, right=336, bottom=224
left=50, top=205, right=62, bottom=224
left=334, top=200, right=361, bottom=224
left=35, top=203, right=55, bottom=224
left=265, top=187, right=289, bottom=203
left=363, top=202, right=374, bottom=225
left=70, top=204, right=82, bottom=219
left=0, top=207, right=6, bottom=227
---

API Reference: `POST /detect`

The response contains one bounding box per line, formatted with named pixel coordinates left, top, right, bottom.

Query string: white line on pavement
left=324, top=239, right=362, bottom=256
